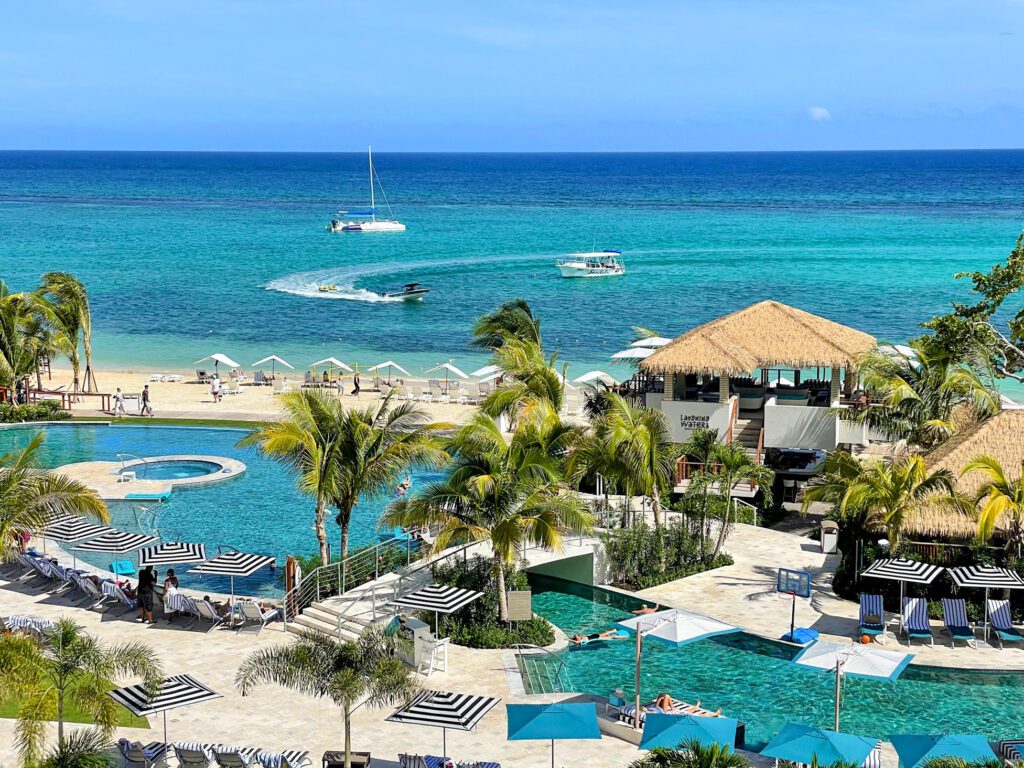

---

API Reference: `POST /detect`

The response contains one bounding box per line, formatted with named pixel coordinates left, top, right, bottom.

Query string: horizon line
left=1, top=146, right=1024, bottom=155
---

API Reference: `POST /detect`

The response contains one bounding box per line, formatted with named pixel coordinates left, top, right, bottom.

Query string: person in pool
left=631, top=603, right=660, bottom=615
left=569, top=629, right=627, bottom=645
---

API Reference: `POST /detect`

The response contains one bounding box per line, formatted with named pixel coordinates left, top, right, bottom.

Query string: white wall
left=837, top=416, right=869, bottom=447
left=764, top=397, right=838, bottom=450
left=660, top=397, right=735, bottom=443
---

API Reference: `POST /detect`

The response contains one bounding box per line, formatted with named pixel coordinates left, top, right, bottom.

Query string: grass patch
left=0, top=690, right=149, bottom=729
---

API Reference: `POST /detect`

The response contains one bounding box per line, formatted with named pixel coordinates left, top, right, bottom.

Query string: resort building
left=635, top=301, right=878, bottom=490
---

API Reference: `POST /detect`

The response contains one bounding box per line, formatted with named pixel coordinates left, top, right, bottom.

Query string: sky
left=2, top=0, right=1023, bottom=152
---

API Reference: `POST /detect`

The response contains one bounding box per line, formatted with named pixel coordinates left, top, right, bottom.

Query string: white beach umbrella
left=611, top=347, right=654, bottom=360
left=470, top=364, right=502, bottom=378
left=311, top=356, right=354, bottom=373
left=616, top=608, right=740, bottom=647
left=368, top=360, right=411, bottom=382
left=193, top=353, right=240, bottom=373
left=426, top=362, right=469, bottom=393
left=793, top=639, right=913, bottom=681
left=251, top=355, right=294, bottom=375
left=573, top=370, right=619, bottom=387
left=476, top=370, right=503, bottom=384
left=630, top=336, right=673, bottom=348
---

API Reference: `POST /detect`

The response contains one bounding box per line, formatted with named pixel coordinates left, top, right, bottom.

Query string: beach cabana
left=760, top=723, right=878, bottom=768
left=386, top=689, right=499, bottom=757
left=251, top=355, right=294, bottom=376
left=506, top=702, right=601, bottom=768
left=639, top=712, right=738, bottom=751
left=889, top=735, right=997, bottom=768
left=573, top=370, right=619, bottom=387
left=367, top=360, right=410, bottom=385
left=426, top=362, right=469, bottom=393
left=193, top=353, right=240, bottom=374
left=107, top=674, right=222, bottom=748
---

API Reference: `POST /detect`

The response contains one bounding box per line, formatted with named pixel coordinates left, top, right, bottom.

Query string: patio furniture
left=859, top=594, right=886, bottom=644
left=940, top=598, right=976, bottom=648
left=236, top=601, right=280, bottom=635
left=118, top=739, right=168, bottom=768
left=988, top=599, right=1023, bottom=649
left=322, top=750, right=370, bottom=768
left=901, top=597, right=934, bottom=646
left=174, top=744, right=212, bottom=768
left=417, top=637, right=450, bottom=677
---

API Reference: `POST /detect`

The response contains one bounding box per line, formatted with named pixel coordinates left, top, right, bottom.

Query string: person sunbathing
left=569, top=629, right=626, bottom=645
left=631, top=603, right=660, bottom=615
left=654, top=693, right=675, bottom=712
left=203, top=596, right=231, bottom=616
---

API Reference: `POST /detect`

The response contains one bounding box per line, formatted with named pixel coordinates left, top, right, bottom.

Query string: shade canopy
left=138, top=542, right=208, bottom=567
left=793, top=639, right=914, bottom=681
left=386, top=689, right=499, bottom=733
left=75, top=530, right=158, bottom=553
left=861, top=558, right=944, bottom=585
left=193, top=353, right=240, bottom=368
left=476, top=370, right=503, bottom=384
left=640, top=300, right=876, bottom=376
left=611, top=347, right=654, bottom=360
left=470, top=364, right=502, bottom=378
left=311, top=357, right=354, bottom=372
left=630, top=336, right=673, bottom=348
left=506, top=702, right=601, bottom=742
left=948, top=565, right=1024, bottom=590
left=573, top=370, right=619, bottom=386
left=639, top=712, right=738, bottom=751
left=616, top=608, right=740, bottom=647
left=426, top=362, right=469, bottom=379
left=390, top=585, right=483, bottom=615
left=890, top=735, right=997, bottom=768
left=44, top=518, right=111, bottom=543
left=190, top=552, right=276, bottom=577
left=251, top=355, right=294, bottom=369
left=760, top=723, right=878, bottom=767
left=107, top=674, right=222, bottom=717
left=368, top=361, right=411, bottom=377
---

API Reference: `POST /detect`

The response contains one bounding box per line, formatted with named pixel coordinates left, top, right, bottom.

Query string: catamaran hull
left=335, top=220, right=406, bottom=232
left=557, top=264, right=625, bottom=278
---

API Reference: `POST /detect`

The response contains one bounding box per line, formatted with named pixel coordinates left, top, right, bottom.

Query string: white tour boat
left=555, top=250, right=625, bottom=278
left=328, top=146, right=406, bottom=233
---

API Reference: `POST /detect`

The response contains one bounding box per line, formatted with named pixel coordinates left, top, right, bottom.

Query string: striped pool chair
left=256, top=750, right=311, bottom=768
left=998, top=739, right=1024, bottom=765
left=117, top=738, right=168, bottom=768
left=940, top=598, right=976, bottom=648
left=859, top=594, right=886, bottom=643
left=988, top=599, right=1023, bottom=650
left=173, top=742, right=214, bottom=768
left=901, top=597, right=934, bottom=646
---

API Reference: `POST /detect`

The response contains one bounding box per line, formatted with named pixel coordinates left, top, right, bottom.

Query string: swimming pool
left=125, top=459, right=225, bottom=481
left=0, top=424, right=439, bottom=597
left=527, top=574, right=1024, bottom=748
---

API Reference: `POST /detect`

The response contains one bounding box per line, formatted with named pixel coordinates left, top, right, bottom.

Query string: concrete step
left=288, top=612, right=362, bottom=641
left=310, top=601, right=375, bottom=627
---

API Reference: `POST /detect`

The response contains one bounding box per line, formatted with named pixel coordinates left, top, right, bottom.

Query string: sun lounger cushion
left=940, top=598, right=974, bottom=640
left=988, top=600, right=1023, bottom=639
left=999, top=740, right=1024, bottom=763
left=859, top=594, right=885, bottom=634
left=902, top=597, right=933, bottom=640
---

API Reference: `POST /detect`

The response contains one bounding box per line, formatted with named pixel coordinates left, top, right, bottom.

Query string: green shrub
left=604, top=520, right=733, bottom=590
left=0, top=400, right=70, bottom=423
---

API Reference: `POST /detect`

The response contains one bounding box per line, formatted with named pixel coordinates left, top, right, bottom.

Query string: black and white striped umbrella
left=391, top=585, right=483, bottom=614
left=189, top=551, right=276, bottom=608
left=107, top=674, right=222, bottom=746
left=44, top=518, right=111, bottom=543
left=861, top=558, right=944, bottom=585
left=948, top=565, right=1024, bottom=590
left=138, top=542, right=208, bottom=567
left=387, top=689, right=500, bottom=756
left=75, top=529, right=158, bottom=553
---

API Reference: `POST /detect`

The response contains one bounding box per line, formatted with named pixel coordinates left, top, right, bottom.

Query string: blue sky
left=2, top=0, right=1022, bottom=151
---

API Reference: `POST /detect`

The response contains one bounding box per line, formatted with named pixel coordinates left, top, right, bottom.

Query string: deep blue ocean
left=2, top=150, right=1022, bottom=383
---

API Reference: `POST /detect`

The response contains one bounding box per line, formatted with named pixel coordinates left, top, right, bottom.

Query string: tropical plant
left=383, top=412, right=593, bottom=620
left=470, top=297, right=541, bottom=350
left=0, top=618, right=162, bottom=766
left=962, top=455, right=1024, bottom=557
left=39, top=273, right=97, bottom=392
left=627, top=738, right=751, bottom=768
left=703, top=441, right=774, bottom=563
left=236, top=621, right=418, bottom=768
left=1, top=431, right=108, bottom=563
left=801, top=453, right=958, bottom=547
left=0, top=282, right=39, bottom=389
left=604, top=520, right=732, bottom=589
left=37, top=728, right=116, bottom=768
left=480, top=337, right=569, bottom=428
left=856, top=341, right=997, bottom=448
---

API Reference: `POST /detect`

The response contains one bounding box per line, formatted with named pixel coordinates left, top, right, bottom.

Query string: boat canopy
left=403, top=283, right=422, bottom=289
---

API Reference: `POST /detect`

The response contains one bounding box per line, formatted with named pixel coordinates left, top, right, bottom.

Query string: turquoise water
left=3, top=150, right=1024, bottom=396
left=527, top=574, right=1024, bottom=749
left=0, top=424, right=436, bottom=596
left=130, top=459, right=223, bottom=480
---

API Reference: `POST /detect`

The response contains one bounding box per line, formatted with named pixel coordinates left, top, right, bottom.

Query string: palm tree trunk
left=710, top=492, right=732, bottom=563
left=315, top=502, right=329, bottom=565
left=57, top=693, right=64, bottom=745
left=495, top=557, right=509, bottom=622
left=343, top=705, right=352, bottom=768
left=337, top=505, right=353, bottom=560
left=652, top=493, right=666, bottom=573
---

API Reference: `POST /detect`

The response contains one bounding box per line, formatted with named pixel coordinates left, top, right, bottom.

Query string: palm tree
left=1, top=432, right=108, bottom=563
left=628, top=739, right=751, bottom=768
left=384, top=413, right=594, bottom=620
left=480, top=336, right=569, bottom=434
left=678, top=429, right=723, bottom=551
left=236, top=622, right=418, bottom=768
left=40, top=273, right=97, bottom=392
left=0, top=618, right=162, bottom=766
left=0, top=283, right=38, bottom=389
left=37, top=728, right=115, bottom=768
left=801, top=453, right=957, bottom=548
left=962, top=455, right=1024, bottom=556
left=705, top=442, right=774, bottom=563
left=857, top=342, right=998, bottom=448
left=470, top=298, right=541, bottom=350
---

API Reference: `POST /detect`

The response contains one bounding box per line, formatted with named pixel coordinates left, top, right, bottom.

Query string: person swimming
left=631, top=603, right=660, bottom=615
left=569, top=629, right=627, bottom=645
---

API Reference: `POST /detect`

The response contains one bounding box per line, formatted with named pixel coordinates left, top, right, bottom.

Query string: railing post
left=375, top=543, right=380, bottom=581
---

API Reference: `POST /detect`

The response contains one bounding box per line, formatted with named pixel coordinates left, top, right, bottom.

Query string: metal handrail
left=117, top=453, right=149, bottom=478
left=513, top=643, right=571, bottom=693
left=733, top=498, right=758, bottom=526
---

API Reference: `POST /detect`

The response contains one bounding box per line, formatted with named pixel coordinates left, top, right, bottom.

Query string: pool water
left=527, top=574, right=1024, bottom=748
left=0, top=424, right=439, bottom=597
left=129, top=459, right=223, bottom=480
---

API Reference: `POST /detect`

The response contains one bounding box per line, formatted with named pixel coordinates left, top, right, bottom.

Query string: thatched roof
left=639, top=301, right=877, bottom=376
left=902, top=410, right=1024, bottom=539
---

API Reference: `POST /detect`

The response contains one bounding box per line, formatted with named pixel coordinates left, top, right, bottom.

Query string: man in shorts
left=137, top=565, right=156, bottom=623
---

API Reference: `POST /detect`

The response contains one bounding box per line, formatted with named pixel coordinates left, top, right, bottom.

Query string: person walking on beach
left=351, top=371, right=360, bottom=397
left=112, top=387, right=126, bottom=417
left=140, top=385, right=153, bottom=416
left=211, top=376, right=221, bottom=403
left=137, top=565, right=155, bottom=623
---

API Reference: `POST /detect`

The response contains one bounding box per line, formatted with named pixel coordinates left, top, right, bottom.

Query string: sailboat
left=328, top=146, right=406, bottom=232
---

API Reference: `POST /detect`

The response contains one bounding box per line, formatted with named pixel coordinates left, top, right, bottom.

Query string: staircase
left=286, top=599, right=377, bottom=641
left=731, top=415, right=763, bottom=461
left=515, top=646, right=573, bottom=694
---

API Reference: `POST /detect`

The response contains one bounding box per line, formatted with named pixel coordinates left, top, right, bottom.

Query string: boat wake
left=264, top=268, right=408, bottom=303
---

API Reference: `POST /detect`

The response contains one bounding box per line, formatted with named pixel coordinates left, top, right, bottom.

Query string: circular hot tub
left=123, top=459, right=224, bottom=481
left=116, top=454, right=246, bottom=489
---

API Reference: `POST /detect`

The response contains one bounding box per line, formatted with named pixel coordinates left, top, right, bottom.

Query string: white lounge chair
left=107, top=584, right=138, bottom=615
left=226, top=381, right=241, bottom=396
left=416, top=386, right=433, bottom=403
left=174, top=744, right=212, bottom=768
left=213, top=748, right=256, bottom=768
left=148, top=373, right=165, bottom=382
left=119, top=739, right=168, bottom=768
left=236, top=601, right=280, bottom=635
left=196, top=600, right=228, bottom=631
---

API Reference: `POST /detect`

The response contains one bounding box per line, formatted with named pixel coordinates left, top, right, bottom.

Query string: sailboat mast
left=368, top=145, right=375, bottom=215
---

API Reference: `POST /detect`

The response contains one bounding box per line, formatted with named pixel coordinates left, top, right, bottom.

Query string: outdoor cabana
left=638, top=300, right=876, bottom=452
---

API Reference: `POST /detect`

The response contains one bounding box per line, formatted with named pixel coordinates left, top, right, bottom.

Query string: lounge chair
left=456, top=384, right=478, bottom=405
left=618, top=696, right=716, bottom=727
left=901, top=597, right=934, bottom=646
left=226, top=380, right=241, bottom=395
left=19, top=554, right=53, bottom=585
left=118, top=739, right=168, bottom=768
left=940, top=598, right=976, bottom=648
left=253, top=371, right=268, bottom=386
left=174, top=743, right=212, bottom=768
left=859, top=594, right=887, bottom=644
left=148, top=373, right=165, bottom=383
left=213, top=748, right=256, bottom=768
left=236, top=601, right=280, bottom=635
left=107, top=584, right=138, bottom=615
left=988, top=599, right=1023, bottom=649
left=998, top=740, right=1024, bottom=764
left=417, top=386, right=433, bottom=403
left=69, top=572, right=107, bottom=608
left=257, top=751, right=311, bottom=768
left=195, top=370, right=211, bottom=383
left=196, top=600, right=228, bottom=631
left=478, top=382, right=492, bottom=397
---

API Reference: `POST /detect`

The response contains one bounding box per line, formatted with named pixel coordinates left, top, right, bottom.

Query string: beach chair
left=257, top=751, right=310, bottom=768
left=69, top=572, right=107, bottom=608
left=416, top=386, right=433, bottom=403
left=197, top=599, right=228, bottom=631
left=148, top=373, right=164, bottom=382
left=19, top=554, right=53, bottom=585
left=174, top=743, right=212, bottom=768
left=859, top=594, right=887, bottom=644
left=195, top=370, right=211, bottom=383
left=998, top=740, right=1024, bottom=765
left=901, top=597, right=934, bottom=646
left=456, top=383, right=477, bottom=405
left=236, top=601, right=280, bottom=635
left=108, top=584, right=138, bottom=615
left=118, top=739, right=168, bottom=768
left=988, top=599, right=1023, bottom=649
left=940, top=598, right=976, bottom=648
left=227, top=380, right=241, bottom=395
left=213, top=747, right=256, bottom=768
left=253, top=371, right=267, bottom=386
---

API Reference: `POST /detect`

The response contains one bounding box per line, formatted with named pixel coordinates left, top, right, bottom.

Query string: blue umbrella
left=506, top=702, right=601, bottom=768
left=890, top=735, right=997, bottom=768
left=639, top=712, right=738, bottom=751
left=761, top=723, right=877, bottom=767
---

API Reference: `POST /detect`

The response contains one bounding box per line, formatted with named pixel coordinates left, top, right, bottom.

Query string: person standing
left=137, top=565, right=155, bottom=623
left=350, top=371, right=361, bottom=397
left=113, top=387, right=126, bottom=417
left=211, top=376, right=221, bottom=403
left=140, top=385, right=153, bottom=416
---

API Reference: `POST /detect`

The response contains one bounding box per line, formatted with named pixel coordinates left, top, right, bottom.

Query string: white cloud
left=808, top=106, right=832, bottom=121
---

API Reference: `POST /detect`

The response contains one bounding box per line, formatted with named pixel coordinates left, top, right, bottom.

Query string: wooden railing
left=756, top=426, right=764, bottom=465
left=28, top=388, right=111, bottom=412
left=723, top=396, right=739, bottom=444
